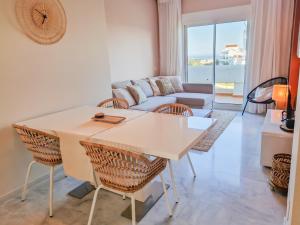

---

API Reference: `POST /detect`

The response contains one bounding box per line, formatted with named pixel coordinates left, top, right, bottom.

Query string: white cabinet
left=260, top=110, right=293, bottom=167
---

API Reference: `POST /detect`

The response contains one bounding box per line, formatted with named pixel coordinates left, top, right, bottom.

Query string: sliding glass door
left=186, top=21, right=247, bottom=105
left=186, top=25, right=214, bottom=84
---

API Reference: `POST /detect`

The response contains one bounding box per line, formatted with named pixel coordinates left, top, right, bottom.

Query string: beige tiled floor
left=0, top=112, right=287, bottom=225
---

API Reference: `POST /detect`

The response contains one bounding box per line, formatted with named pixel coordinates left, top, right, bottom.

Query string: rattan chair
left=153, top=103, right=196, bottom=203
left=13, top=124, right=62, bottom=217
left=97, top=98, right=129, bottom=109
left=80, top=140, right=172, bottom=225
left=153, top=103, right=194, bottom=117
left=242, top=76, right=288, bottom=115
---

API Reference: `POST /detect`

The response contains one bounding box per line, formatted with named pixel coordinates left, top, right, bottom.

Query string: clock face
left=16, top=0, right=67, bottom=45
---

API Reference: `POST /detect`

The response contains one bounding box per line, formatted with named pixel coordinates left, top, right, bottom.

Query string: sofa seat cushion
left=167, top=92, right=213, bottom=108
left=130, top=96, right=176, bottom=111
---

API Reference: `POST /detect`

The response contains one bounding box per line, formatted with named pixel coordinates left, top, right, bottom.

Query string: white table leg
left=168, top=159, right=179, bottom=203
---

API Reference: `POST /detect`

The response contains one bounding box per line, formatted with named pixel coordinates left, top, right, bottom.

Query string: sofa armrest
left=182, top=83, right=213, bottom=94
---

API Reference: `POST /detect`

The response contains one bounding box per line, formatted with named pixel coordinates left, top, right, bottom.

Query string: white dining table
left=16, top=105, right=216, bottom=202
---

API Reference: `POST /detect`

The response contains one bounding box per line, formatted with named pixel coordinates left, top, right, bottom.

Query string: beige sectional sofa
left=111, top=76, right=213, bottom=112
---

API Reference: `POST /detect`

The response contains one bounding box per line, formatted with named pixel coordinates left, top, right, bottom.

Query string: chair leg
left=186, top=153, right=196, bottom=177
left=21, top=161, right=36, bottom=201
left=242, top=100, right=249, bottom=115
left=92, top=169, right=99, bottom=187
left=167, top=160, right=179, bottom=203
left=159, top=173, right=173, bottom=216
left=49, top=166, right=54, bottom=217
left=87, top=186, right=102, bottom=225
left=131, top=195, right=136, bottom=225
left=122, top=193, right=126, bottom=200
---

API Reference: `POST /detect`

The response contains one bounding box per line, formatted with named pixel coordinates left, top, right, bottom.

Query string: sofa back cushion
left=169, top=76, right=184, bottom=92
left=127, top=85, right=148, bottom=104
left=156, top=76, right=183, bottom=93
left=132, top=79, right=154, bottom=97
left=156, top=79, right=175, bottom=96
left=148, top=78, right=161, bottom=96
left=112, top=80, right=132, bottom=89
left=112, top=88, right=136, bottom=106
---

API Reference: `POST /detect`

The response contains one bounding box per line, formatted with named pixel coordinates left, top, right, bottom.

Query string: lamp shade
left=272, top=84, right=289, bottom=109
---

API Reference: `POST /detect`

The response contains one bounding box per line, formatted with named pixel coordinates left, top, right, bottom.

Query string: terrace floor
left=215, top=94, right=244, bottom=105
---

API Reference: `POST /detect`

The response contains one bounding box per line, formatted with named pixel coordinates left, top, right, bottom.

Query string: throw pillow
left=169, top=76, right=184, bottom=92
left=254, top=86, right=273, bottom=102
left=112, top=88, right=136, bottom=106
left=111, top=80, right=132, bottom=89
left=155, top=79, right=175, bottom=96
left=148, top=78, right=161, bottom=96
left=132, top=79, right=154, bottom=97
left=127, top=85, right=148, bottom=104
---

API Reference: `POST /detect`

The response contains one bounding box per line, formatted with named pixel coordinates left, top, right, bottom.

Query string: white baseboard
left=0, top=166, right=64, bottom=202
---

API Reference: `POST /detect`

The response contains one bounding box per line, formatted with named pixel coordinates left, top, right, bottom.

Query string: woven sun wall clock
left=15, top=0, right=67, bottom=45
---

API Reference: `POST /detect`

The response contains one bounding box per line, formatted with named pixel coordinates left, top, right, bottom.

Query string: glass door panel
left=215, top=21, right=247, bottom=105
left=187, top=25, right=214, bottom=84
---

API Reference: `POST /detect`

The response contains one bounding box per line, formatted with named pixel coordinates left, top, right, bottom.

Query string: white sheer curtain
left=245, top=0, right=294, bottom=113
left=158, top=0, right=183, bottom=76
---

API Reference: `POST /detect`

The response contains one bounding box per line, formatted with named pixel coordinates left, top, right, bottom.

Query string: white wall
left=0, top=0, right=112, bottom=197
left=182, top=5, right=250, bottom=26
left=182, top=0, right=250, bottom=13
left=104, top=0, right=160, bottom=82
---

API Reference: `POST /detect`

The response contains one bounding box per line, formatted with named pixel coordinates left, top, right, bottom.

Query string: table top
left=91, top=112, right=216, bottom=160
left=16, top=106, right=147, bottom=136
left=262, top=109, right=293, bottom=138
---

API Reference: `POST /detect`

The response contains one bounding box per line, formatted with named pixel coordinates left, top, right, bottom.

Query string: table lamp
left=272, top=85, right=289, bottom=109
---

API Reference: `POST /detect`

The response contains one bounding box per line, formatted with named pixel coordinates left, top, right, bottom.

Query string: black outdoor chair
left=242, top=76, right=288, bottom=115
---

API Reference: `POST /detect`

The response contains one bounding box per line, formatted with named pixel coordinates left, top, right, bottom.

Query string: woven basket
left=270, top=154, right=291, bottom=191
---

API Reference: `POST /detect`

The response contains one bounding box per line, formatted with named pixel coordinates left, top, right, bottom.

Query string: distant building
left=219, top=44, right=246, bottom=65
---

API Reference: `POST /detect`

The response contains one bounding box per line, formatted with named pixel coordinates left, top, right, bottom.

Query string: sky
left=187, top=21, right=248, bottom=58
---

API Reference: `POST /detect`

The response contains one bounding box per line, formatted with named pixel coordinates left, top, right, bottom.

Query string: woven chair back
left=97, top=98, right=129, bottom=109
left=13, top=124, right=61, bottom=166
left=80, top=141, right=166, bottom=193
left=153, top=103, right=193, bottom=117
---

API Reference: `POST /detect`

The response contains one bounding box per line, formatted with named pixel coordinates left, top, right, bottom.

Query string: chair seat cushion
left=167, top=92, right=213, bottom=108
left=254, top=86, right=273, bottom=102
left=130, top=96, right=176, bottom=111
